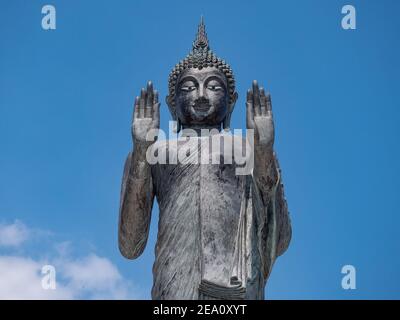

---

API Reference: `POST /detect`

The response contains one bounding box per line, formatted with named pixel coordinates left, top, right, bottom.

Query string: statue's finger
left=252, top=80, right=261, bottom=116
left=145, top=81, right=154, bottom=118
left=153, top=103, right=160, bottom=128
left=246, top=103, right=255, bottom=129
left=146, top=81, right=154, bottom=106
left=246, top=89, right=254, bottom=128
left=133, top=96, right=140, bottom=120
left=246, top=87, right=252, bottom=102
left=146, top=80, right=153, bottom=91
left=260, top=87, right=267, bottom=116
left=139, top=88, right=146, bottom=118
left=153, top=90, right=159, bottom=105
left=153, top=90, right=160, bottom=124
left=266, top=93, right=273, bottom=114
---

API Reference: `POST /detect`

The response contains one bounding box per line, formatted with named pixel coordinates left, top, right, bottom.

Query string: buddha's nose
left=198, top=84, right=205, bottom=99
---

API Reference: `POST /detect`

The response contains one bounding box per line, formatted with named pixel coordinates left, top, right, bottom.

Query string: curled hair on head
left=167, top=17, right=236, bottom=119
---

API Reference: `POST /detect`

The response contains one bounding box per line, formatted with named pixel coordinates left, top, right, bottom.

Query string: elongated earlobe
left=166, top=95, right=182, bottom=133
left=166, top=95, right=175, bottom=119
left=223, top=114, right=231, bottom=131
left=223, top=92, right=238, bottom=131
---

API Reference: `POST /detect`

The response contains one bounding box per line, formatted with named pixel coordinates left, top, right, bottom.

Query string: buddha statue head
left=166, top=17, right=238, bottom=132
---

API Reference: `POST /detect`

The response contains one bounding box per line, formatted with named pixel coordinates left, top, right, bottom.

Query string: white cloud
left=0, top=256, right=73, bottom=299
left=0, top=220, right=29, bottom=247
left=0, top=222, right=139, bottom=300
left=59, top=254, right=134, bottom=299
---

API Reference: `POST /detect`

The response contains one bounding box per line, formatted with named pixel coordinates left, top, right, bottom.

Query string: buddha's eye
left=207, top=85, right=223, bottom=91
left=180, top=81, right=196, bottom=92
left=206, top=80, right=223, bottom=91
left=181, top=86, right=196, bottom=92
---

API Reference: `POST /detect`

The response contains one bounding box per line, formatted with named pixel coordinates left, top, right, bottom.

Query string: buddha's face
left=174, top=67, right=232, bottom=129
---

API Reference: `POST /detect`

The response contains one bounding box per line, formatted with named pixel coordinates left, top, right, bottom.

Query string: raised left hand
left=246, top=80, right=274, bottom=149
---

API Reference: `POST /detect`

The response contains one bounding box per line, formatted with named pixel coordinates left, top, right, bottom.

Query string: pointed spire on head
left=193, top=15, right=209, bottom=51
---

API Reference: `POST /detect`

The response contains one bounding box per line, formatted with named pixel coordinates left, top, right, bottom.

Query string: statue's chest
left=152, top=135, right=246, bottom=207
left=151, top=136, right=248, bottom=250
left=153, top=160, right=245, bottom=214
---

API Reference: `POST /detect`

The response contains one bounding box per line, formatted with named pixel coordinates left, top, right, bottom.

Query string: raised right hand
left=132, top=81, right=160, bottom=145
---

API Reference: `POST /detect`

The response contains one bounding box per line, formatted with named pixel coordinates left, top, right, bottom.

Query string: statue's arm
left=265, top=156, right=291, bottom=257
left=273, top=169, right=292, bottom=257
left=118, top=147, right=155, bottom=259
left=254, top=151, right=291, bottom=255
left=253, top=144, right=277, bottom=204
left=119, top=81, right=159, bottom=259
left=246, top=80, right=278, bottom=204
left=246, top=80, right=291, bottom=261
left=252, top=154, right=292, bottom=280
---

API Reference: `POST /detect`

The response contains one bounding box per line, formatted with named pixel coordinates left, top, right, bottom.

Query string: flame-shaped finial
left=193, top=16, right=209, bottom=51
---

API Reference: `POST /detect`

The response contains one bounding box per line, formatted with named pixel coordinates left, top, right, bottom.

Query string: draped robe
left=121, top=133, right=291, bottom=299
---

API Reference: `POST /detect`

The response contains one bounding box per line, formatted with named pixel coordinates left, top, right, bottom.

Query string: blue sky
left=0, top=0, right=399, bottom=299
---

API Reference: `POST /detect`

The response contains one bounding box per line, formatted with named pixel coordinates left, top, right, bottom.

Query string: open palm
left=246, top=80, right=274, bottom=148
left=132, top=81, right=160, bottom=144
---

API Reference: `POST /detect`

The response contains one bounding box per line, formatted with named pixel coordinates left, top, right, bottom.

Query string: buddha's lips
left=192, top=103, right=211, bottom=112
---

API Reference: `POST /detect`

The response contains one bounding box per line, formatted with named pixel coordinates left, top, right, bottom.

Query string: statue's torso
left=150, top=134, right=264, bottom=299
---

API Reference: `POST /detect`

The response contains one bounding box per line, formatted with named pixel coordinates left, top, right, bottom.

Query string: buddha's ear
left=230, top=91, right=238, bottom=110
left=166, top=95, right=181, bottom=133
left=166, top=95, right=176, bottom=120
left=223, top=92, right=238, bottom=131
